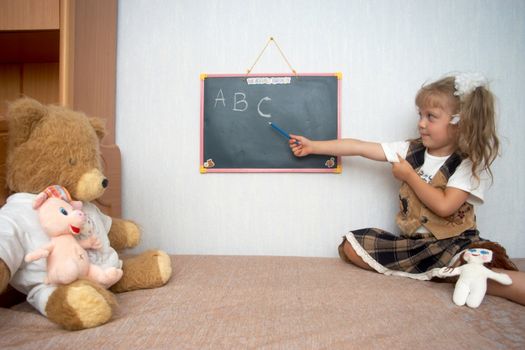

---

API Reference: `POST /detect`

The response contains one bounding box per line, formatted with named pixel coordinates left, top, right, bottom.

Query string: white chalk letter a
left=214, top=89, right=226, bottom=108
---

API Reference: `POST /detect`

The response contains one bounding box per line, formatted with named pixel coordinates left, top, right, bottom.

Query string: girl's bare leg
left=341, top=240, right=374, bottom=271
left=486, top=269, right=525, bottom=306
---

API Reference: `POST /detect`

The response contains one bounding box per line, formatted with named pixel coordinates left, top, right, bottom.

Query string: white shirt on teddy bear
left=0, top=193, right=121, bottom=315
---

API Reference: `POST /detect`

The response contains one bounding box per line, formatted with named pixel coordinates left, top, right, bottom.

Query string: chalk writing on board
left=200, top=73, right=341, bottom=173
left=214, top=89, right=273, bottom=118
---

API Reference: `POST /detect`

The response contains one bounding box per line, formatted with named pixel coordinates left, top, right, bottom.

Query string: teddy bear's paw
left=155, top=250, right=173, bottom=285
left=121, top=221, right=141, bottom=247
left=46, top=279, right=117, bottom=330
left=108, top=218, right=141, bottom=250
left=110, top=250, right=172, bottom=293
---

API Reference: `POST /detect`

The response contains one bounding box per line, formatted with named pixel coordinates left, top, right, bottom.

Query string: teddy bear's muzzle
left=75, top=169, right=108, bottom=201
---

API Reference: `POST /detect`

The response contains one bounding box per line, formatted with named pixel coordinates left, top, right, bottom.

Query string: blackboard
left=200, top=73, right=341, bottom=173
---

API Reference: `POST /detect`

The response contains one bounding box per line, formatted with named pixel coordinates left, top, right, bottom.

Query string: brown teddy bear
left=0, top=97, right=172, bottom=330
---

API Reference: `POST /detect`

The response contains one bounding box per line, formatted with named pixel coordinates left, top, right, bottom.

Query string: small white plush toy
left=439, top=248, right=513, bottom=308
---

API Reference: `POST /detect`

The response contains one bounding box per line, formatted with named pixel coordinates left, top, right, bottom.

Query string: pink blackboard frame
left=200, top=72, right=342, bottom=173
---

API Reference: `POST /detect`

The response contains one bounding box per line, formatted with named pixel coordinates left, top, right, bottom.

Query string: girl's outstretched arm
left=391, top=154, right=469, bottom=217
left=289, top=135, right=387, bottom=161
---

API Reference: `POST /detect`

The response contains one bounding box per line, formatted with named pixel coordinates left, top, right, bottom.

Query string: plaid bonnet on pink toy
left=42, top=185, right=72, bottom=202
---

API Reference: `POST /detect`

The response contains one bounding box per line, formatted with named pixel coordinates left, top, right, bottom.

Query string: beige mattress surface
left=0, top=255, right=524, bottom=349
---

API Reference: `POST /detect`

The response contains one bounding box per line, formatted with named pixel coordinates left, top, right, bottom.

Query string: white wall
left=116, top=0, right=525, bottom=258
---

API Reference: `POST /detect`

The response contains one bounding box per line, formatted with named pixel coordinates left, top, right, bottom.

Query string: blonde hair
left=415, top=76, right=499, bottom=181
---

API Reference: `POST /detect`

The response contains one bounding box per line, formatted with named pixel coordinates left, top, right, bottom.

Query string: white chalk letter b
left=233, top=92, right=248, bottom=112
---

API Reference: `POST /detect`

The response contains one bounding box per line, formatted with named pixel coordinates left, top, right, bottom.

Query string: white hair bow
left=454, top=72, right=488, bottom=98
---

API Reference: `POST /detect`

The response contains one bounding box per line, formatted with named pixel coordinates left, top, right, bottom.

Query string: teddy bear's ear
left=6, top=97, right=47, bottom=149
left=88, top=117, right=107, bottom=141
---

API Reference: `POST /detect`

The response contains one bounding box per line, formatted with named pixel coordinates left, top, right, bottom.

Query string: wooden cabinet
left=0, top=0, right=121, bottom=217
left=0, top=0, right=60, bottom=113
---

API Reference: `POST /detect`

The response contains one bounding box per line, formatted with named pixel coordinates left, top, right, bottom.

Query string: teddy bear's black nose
left=102, top=178, right=109, bottom=188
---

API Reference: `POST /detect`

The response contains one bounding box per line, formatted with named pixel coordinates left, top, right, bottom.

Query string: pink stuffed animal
left=25, top=186, right=123, bottom=287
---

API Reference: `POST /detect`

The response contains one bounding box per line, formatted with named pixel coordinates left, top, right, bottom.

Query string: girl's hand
left=438, top=266, right=460, bottom=278
left=391, top=153, right=416, bottom=182
left=289, top=134, right=312, bottom=157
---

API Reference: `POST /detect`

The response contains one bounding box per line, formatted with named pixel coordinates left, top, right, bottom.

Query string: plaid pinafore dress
left=339, top=141, right=486, bottom=278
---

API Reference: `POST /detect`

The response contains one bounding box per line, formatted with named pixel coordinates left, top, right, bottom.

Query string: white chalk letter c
left=257, top=97, right=272, bottom=118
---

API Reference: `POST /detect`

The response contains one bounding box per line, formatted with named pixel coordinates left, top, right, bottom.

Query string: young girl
left=289, top=73, right=525, bottom=305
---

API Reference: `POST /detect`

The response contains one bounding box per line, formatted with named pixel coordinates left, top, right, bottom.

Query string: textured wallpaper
left=115, top=0, right=525, bottom=258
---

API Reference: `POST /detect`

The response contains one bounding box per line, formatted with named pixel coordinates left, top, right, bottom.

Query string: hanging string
left=246, top=37, right=297, bottom=75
